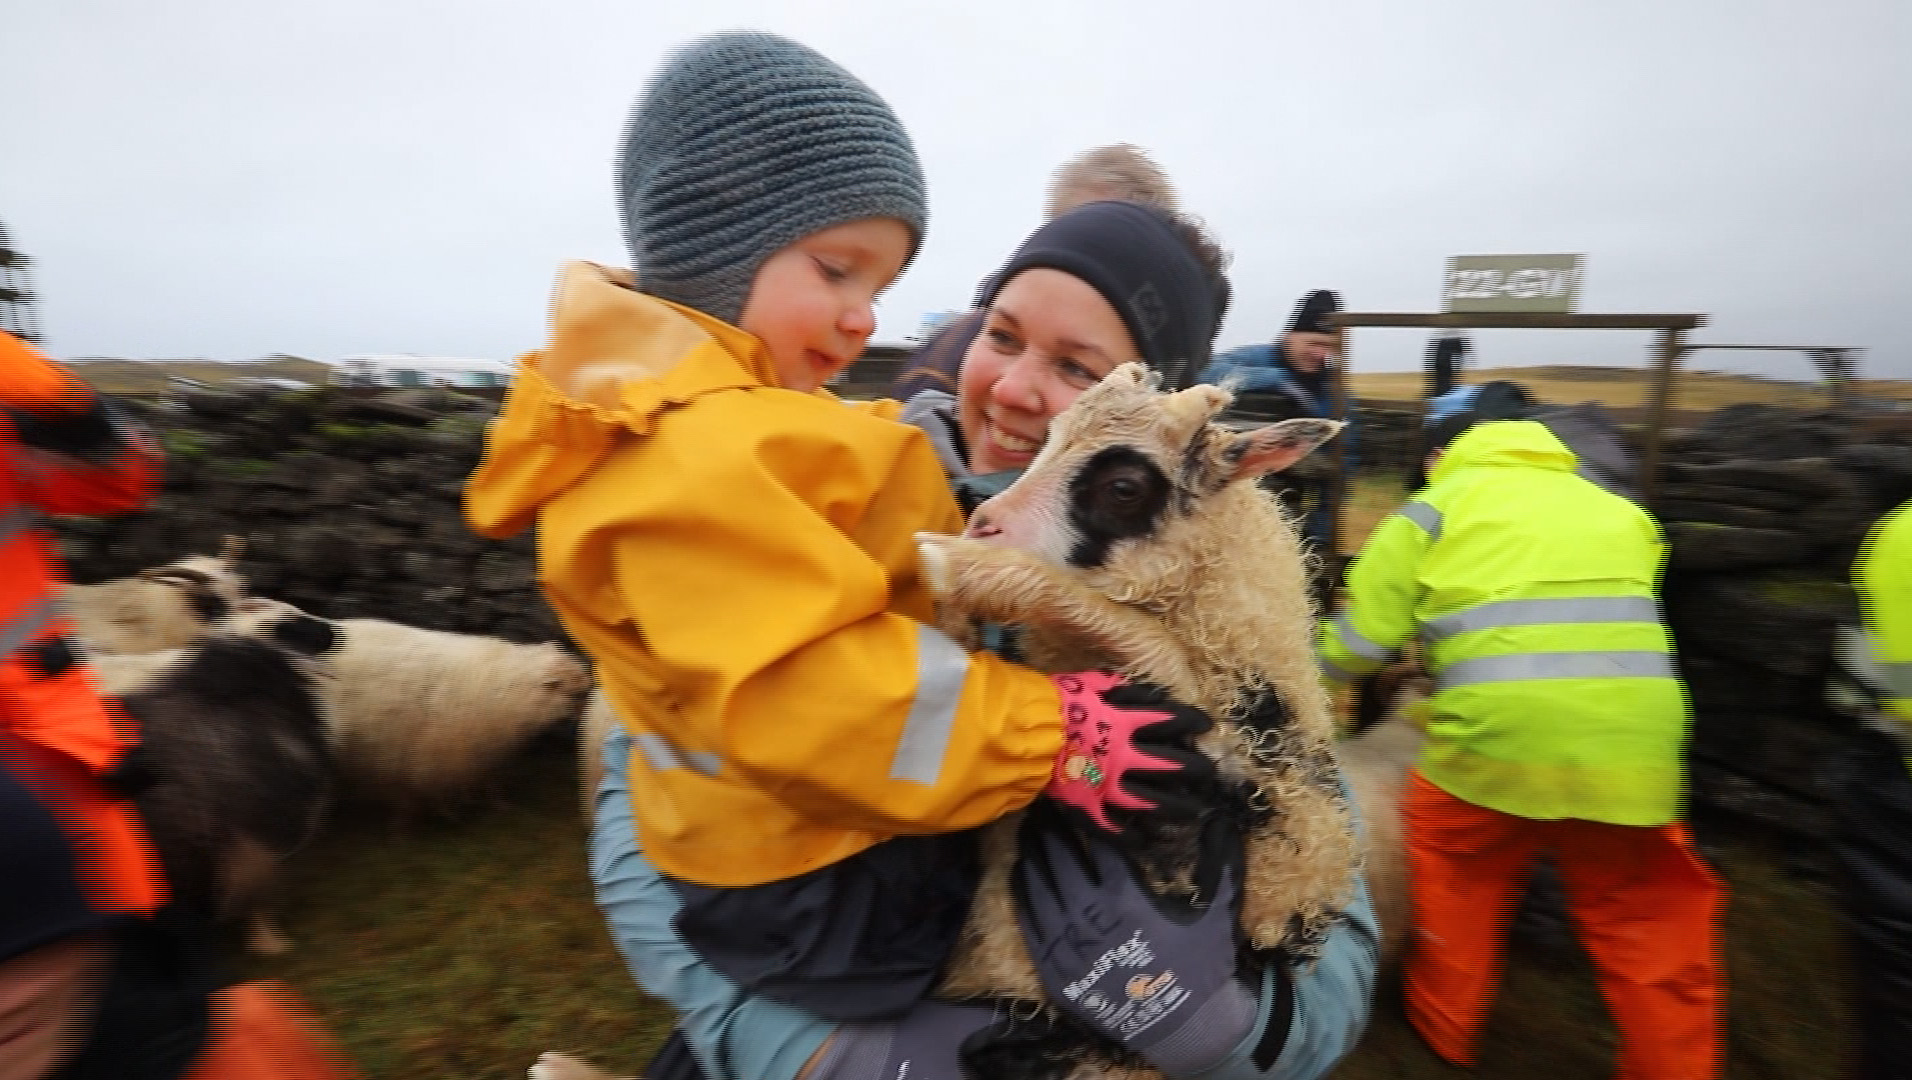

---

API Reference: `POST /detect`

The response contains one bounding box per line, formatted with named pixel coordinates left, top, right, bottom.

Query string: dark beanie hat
left=1425, top=335, right=1471, bottom=398
left=0, top=763, right=108, bottom=963
left=977, top=201, right=1227, bottom=391
left=616, top=32, right=930, bottom=326
left=1423, top=379, right=1535, bottom=452
left=1286, top=289, right=1342, bottom=336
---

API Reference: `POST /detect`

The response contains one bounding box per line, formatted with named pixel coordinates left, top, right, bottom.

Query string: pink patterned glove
left=1045, top=672, right=1216, bottom=834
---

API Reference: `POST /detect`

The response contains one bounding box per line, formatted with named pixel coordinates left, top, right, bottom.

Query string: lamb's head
left=961, top=363, right=1341, bottom=587
left=530, top=645, right=593, bottom=725
left=215, top=598, right=340, bottom=661
left=137, top=537, right=249, bottom=623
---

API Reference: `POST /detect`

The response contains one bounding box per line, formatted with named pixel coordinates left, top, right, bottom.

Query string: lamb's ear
left=221, top=534, right=246, bottom=563
left=1224, top=418, right=1344, bottom=482
left=1162, top=383, right=1232, bottom=430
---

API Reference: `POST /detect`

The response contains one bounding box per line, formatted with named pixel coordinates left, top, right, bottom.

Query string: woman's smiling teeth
left=987, top=421, right=1041, bottom=455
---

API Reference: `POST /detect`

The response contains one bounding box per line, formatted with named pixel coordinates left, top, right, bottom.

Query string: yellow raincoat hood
left=466, top=261, right=791, bottom=538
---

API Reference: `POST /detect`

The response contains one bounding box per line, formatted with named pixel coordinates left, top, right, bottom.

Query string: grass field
left=238, top=731, right=1849, bottom=1080
left=65, top=356, right=333, bottom=393
left=1349, top=363, right=1912, bottom=410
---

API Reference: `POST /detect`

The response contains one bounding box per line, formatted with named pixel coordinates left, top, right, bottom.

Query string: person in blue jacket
left=1198, top=289, right=1348, bottom=589
left=1199, top=290, right=1342, bottom=416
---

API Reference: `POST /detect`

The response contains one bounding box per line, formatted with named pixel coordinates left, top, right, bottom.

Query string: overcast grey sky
left=6, top=0, right=1909, bottom=379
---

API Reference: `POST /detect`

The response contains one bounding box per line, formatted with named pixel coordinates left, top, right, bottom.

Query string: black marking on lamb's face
left=145, top=568, right=231, bottom=623
left=1175, top=428, right=1234, bottom=509
left=190, top=589, right=231, bottom=624
left=1066, top=446, right=1172, bottom=568
left=269, top=614, right=339, bottom=657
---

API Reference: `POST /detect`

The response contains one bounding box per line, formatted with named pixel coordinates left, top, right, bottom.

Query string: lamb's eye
left=1107, top=476, right=1142, bottom=503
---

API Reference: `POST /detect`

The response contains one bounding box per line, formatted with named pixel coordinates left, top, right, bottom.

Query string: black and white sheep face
left=135, top=541, right=249, bottom=623
left=220, top=598, right=341, bottom=658
left=962, top=363, right=1342, bottom=571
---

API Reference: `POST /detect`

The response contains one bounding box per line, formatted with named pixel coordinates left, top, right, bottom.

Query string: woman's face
left=956, top=268, right=1142, bottom=474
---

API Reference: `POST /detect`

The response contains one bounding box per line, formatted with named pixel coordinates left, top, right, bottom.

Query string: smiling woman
left=901, top=198, right=1232, bottom=482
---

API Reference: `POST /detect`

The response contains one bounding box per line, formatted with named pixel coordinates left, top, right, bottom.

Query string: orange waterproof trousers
left=181, top=982, right=362, bottom=1080
left=1402, top=771, right=1727, bottom=1079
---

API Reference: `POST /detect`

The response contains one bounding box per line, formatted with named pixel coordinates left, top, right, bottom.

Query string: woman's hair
left=1164, top=210, right=1234, bottom=343
left=1044, top=144, right=1180, bottom=221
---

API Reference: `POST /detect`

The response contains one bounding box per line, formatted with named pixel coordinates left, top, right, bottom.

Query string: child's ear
left=1224, top=419, right=1344, bottom=483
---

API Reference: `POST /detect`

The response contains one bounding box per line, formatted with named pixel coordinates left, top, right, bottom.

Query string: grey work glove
left=1013, top=802, right=1260, bottom=1077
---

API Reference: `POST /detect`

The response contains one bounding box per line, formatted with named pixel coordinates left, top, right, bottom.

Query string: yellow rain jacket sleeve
left=466, top=263, right=1062, bottom=886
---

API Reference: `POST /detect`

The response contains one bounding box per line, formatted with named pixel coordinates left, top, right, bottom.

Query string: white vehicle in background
left=330, top=354, right=514, bottom=390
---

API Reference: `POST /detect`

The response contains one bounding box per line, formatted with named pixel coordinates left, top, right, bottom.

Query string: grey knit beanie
left=616, top=32, right=929, bottom=326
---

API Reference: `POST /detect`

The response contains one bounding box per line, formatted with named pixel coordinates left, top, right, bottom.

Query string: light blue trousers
left=590, top=729, right=832, bottom=1080
left=588, top=729, right=1377, bottom=1080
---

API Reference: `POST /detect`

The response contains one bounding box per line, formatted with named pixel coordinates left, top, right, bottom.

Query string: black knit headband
left=978, top=201, right=1223, bottom=390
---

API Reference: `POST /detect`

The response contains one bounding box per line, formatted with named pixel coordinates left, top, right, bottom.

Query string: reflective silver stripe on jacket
left=0, top=507, right=38, bottom=545
left=891, top=625, right=971, bottom=784
left=635, top=733, right=721, bottom=777
left=1332, top=611, right=1393, bottom=662
left=0, top=597, right=63, bottom=662
left=1319, top=655, right=1360, bottom=684
left=1436, top=650, right=1674, bottom=690
left=1424, top=596, right=1662, bottom=642
left=1398, top=500, right=1442, bottom=541
left=1885, top=661, right=1912, bottom=698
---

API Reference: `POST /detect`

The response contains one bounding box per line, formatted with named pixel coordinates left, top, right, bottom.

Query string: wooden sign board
left=1443, top=254, right=1583, bottom=313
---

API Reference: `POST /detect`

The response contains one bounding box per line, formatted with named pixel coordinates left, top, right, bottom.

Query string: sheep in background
left=115, top=597, right=341, bottom=956
left=325, top=619, right=592, bottom=815
left=1339, top=712, right=1423, bottom=965
left=66, top=536, right=248, bottom=654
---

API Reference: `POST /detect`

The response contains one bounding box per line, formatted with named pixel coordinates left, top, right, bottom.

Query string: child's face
left=739, top=218, right=913, bottom=395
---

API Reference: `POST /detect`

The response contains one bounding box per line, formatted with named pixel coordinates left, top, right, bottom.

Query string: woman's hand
left=1013, top=802, right=1261, bottom=1076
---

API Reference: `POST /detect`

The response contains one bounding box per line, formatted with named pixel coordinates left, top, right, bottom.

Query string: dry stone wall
left=53, top=387, right=566, bottom=645
left=1657, top=405, right=1912, bottom=839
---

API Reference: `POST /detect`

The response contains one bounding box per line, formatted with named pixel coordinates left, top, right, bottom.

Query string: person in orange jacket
left=0, top=331, right=362, bottom=1080
left=0, top=329, right=168, bottom=915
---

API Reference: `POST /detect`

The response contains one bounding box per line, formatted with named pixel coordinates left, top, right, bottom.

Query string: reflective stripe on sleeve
left=0, top=507, right=38, bottom=544
left=1398, top=501, right=1443, bottom=541
left=0, top=597, right=63, bottom=662
left=890, top=625, right=972, bottom=785
left=1319, top=654, right=1360, bottom=684
left=1424, top=596, right=1662, bottom=641
left=1333, top=611, right=1393, bottom=662
left=1884, top=661, right=1912, bottom=698
left=1436, top=650, right=1675, bottom=690
left=635, top=733, right=721, bottom=777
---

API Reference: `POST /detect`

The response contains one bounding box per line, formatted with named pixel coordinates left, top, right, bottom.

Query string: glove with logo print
left=1012, top=800, right=1261, bottom=1077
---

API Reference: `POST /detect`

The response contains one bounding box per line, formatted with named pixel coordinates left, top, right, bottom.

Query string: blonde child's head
left=617, top=32, right=927, bottom=393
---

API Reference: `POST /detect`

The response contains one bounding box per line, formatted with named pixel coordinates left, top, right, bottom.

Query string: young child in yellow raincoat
left=465, top=32, right=1219, bottom=1071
